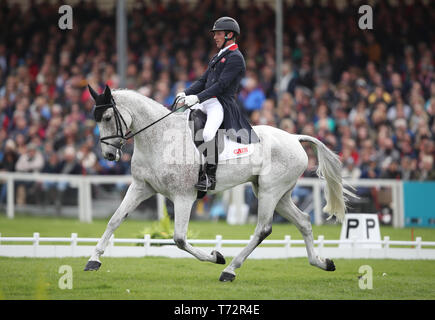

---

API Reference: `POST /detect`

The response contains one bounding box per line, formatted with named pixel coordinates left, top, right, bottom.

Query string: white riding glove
left=174, top=92, right=186, bottom=109
left=176, top=92, right=186, bottom=99
left=185, top=95, right=199, bottom=107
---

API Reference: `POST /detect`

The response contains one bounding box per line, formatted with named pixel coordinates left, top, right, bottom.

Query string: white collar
left=218, top=43, right=235, bottom=57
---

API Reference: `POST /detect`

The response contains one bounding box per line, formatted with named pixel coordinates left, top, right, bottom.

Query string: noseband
left=93, top=96, right=191, bottom=152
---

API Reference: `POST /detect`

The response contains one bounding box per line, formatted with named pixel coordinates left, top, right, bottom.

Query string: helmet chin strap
left=221, top=32, right=234, bottom=49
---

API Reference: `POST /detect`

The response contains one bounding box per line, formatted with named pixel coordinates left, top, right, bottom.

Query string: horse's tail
left=297, top=135, right=355, bottom=223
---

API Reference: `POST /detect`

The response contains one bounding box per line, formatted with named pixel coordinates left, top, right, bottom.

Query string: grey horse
left=84, top=85, right=352, bottom=282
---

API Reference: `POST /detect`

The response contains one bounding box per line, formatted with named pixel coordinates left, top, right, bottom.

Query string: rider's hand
left=176, top=92, right=186, bottom=99
left=185, top=95, right=199, bottom=107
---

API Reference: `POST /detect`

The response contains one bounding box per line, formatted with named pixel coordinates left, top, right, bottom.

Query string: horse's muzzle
left=105, top=149, right=122, bottom=162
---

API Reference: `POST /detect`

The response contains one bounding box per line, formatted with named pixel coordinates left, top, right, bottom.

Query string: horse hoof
left=84, top=260, right=101, bottom=271
left=325, top=258, right=335, bottom=271
left=212, top=250, right=226, bottom=265
left=219, top=272, right=235, bottom=282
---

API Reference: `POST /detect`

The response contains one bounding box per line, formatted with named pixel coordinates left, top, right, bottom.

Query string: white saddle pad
left=218, top=136, right=255, bottom=162
left=185, top=109, right=255, bottom=162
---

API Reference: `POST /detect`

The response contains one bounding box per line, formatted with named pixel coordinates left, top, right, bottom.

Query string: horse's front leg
left=84, top=181, right=155, bottom=271
left=173, top=197, right=226, bottom=264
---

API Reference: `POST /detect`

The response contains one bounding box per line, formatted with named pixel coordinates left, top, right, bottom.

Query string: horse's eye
left=104, top=116, right=111, bottom=122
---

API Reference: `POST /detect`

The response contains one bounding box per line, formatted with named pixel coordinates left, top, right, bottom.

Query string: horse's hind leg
left=220, top=187, right=282, bottom=282
left=275, top=189, right=335, bottom=271
left=173, top=197, right=225, bottom=264
left=84, top=181, right=155, bottom=271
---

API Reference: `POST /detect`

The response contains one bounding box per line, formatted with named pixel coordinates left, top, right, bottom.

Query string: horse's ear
left=88, top=84, right=99, bottom=101
left=103, top=84, right=112, bottom=100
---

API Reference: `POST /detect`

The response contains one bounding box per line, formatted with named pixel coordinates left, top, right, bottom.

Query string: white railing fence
left=0, top=233, right=434, bottom=259
left=0, top=172, right=403, bottom=226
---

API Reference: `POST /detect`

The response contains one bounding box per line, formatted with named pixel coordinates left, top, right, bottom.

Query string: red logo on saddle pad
left=234, top=147, right=248, bottom=155
left=220, top=57, right=226, bottom=63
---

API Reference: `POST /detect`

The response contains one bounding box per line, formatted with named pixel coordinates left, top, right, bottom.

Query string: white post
left=313, top=183, right=322, bottom=225
left=351, top=236, right=357, bottom=258
left=78, top=179, right=85, bottom=222
left=285, top=235, right=291, bottom=258
left=71, top=233, right=77, bottom=257
left=391, top=183, right=398, bottom=228
left=398, top=181, right=405, bottom=228
left=7, top=176, right=14, bottom=219
left=383, top=236, right=390, bottom=258
left=216, top=235, right=222, bottom=251
left=416, top=237, right=422, bottom=259
left=33, top=232, right=40, bottom=257
left=144, top=234, right=150, bottom=256
left=318, top=235, right=324, bottom=257
left=84, top=179, right=93, bottom=223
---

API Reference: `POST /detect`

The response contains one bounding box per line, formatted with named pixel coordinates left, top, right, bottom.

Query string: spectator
left=59, top=146, right=82, bottom=176
left=15, top=143, right=44, bottom=173
left=77, top=141, right=97, bottom=175
left=387, top=93, right=411, bottom=123
left=40, top=151, right=63, bottom=210
left=276, top=92, right=296, bottom=121
left=239, top=75, right=266, bottom=114
left=0, top=0, right=433, bottom=184
left=15, top=143, right=45, bottom=205
left=400, top=156, right=418, bottom=181
left=376, top=137, right=401, bottom=173
left=360, top=156, right=380, bottom=180
left=0, top=139, right=18, bottom=172
left=0, top=139, right=18, bottom=205
left=279, top=61, right=298, bottom=94
left=416, top=155, right=435, bottom=181
left=259, top=65, right=275, bottom=98
left=314, top=102, right=335, bottom=133
left=342, top=158, right=361, bottom=180
left=279, top=118, right=296, bottom=134
left=380, top=160, right=402, bottom=179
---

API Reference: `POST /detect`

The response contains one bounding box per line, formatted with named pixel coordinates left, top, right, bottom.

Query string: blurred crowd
left=0, top=0, right=434, bottom=207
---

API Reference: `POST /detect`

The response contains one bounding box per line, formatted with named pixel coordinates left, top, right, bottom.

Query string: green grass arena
left=0, top=215, right=435, bottom=299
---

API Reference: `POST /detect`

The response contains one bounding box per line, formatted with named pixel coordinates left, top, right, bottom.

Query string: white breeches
left=192, top=98, right=224, bottom=142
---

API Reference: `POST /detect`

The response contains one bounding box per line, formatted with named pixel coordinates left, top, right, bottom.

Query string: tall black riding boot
left=195, top=137, right=218, bottom=192
left=195, top=162, right=217, bottom=191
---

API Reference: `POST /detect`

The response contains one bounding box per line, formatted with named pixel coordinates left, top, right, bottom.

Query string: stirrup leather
left=195, top=172, right=212, bottom=191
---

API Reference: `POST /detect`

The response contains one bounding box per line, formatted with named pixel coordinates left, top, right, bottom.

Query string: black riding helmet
left=210, top=17, right=240, bottom=48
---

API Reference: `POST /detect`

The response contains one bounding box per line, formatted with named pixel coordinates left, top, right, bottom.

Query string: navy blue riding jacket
left=185, top=44, right=260, bottom=144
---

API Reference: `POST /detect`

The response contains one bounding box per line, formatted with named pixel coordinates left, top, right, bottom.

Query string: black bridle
left=93, top=96, right=189, bottom=151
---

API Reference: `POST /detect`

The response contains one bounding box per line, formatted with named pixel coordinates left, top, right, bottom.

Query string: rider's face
left=213, top=31, right=228, bottom=49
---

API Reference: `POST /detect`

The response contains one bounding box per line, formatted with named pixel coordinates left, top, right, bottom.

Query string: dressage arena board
left=1, top=234, right=435, bottom=260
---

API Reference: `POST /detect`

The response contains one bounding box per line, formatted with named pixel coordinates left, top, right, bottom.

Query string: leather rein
left=93, top=96, right=190, bottom=151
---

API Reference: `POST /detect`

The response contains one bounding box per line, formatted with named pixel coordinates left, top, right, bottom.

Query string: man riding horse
left=84, top=16, right=349, bottom=280
left=177, top=17, right=260, bottom=192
